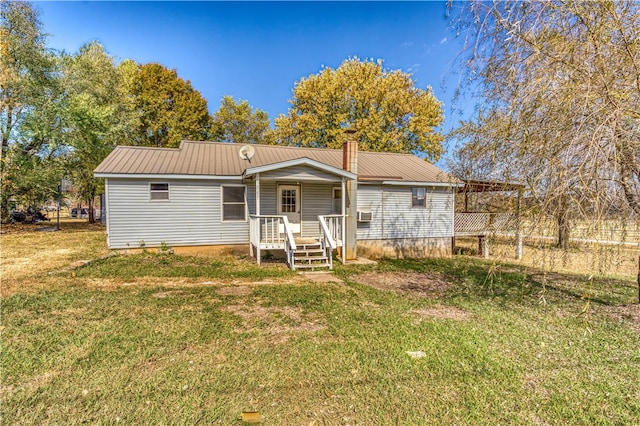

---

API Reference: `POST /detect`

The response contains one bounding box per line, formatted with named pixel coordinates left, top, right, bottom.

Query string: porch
left=249, top=214, right=345, bottom=270
left=243, top=157, right=356, bottom=270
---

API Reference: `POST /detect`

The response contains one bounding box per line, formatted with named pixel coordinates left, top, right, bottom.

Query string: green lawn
left=2, top=232, right=639, bottom=424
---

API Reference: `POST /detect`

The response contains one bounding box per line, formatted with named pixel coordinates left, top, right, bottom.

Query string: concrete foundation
left=117, top=244, right=248, bottom=258
left=357, top=237, right=452, bottom=259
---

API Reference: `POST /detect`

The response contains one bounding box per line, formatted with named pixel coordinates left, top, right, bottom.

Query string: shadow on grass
left=337, top=257, right=636, bottom=307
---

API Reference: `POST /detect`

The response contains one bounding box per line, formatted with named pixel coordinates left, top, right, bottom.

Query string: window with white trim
left=150, top=183, right=169, bottom=201
left=332, top=187, right=342, bottom=214
left=412, top=187, right=426, bottom=207
left=222, top=186, right=246, bottom=221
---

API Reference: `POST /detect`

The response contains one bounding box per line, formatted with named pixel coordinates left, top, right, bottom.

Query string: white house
left=94, top=140, right=462, bottom=270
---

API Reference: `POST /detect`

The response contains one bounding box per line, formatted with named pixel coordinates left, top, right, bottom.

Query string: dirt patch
left=410, top=305, right=471, bottom=322
left=223, top=304, right=325, bottom=343
left=216, top=286, right=252, bottom=296
left=299, top=272, right=343, bottom=283
left=606, top=304, right=640, bottom=332
left=353, top=272, right=452, bottom=298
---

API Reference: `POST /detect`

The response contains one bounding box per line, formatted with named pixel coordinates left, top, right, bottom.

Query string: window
left=332, top=188, right=342, bottom=214
left=412, top=187, right=426, bottom=207
left=222, top=186, right=246, bottom=221
left=280, top=188, right=297, bottom=213
left=150, top=183, right=169, bottom=201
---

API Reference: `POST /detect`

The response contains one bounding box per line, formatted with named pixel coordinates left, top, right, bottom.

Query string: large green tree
left=275, top=58, right=445, bottom=160
left=212, top=95, right=274, bottom=144
left=61, top=41, right=130, bottom=223
left=123, top=62, right=213, bottom=148
left=1, top=0, right=61, bottom=220
left=448, top=1, right=640, bottom=245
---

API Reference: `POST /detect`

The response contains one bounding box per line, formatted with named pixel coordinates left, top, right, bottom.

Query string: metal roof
left=457, top=179, right=526, bottom=193
left=94, top=140, right=460, bottom=185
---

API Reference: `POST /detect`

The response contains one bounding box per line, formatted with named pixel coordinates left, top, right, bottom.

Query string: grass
left=2, top=222, right=640, bottom=424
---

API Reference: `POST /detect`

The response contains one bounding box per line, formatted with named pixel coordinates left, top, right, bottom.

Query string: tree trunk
left=87, top=197, right=95, bottom=224
left=556, top=209, right=570, bottom=250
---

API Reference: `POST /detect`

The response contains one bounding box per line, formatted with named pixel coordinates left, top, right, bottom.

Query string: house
left=94, top=140, right=462, bottom=270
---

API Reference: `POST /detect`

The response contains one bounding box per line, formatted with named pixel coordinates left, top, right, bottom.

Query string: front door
left=278, top=185, right=301, bottom=234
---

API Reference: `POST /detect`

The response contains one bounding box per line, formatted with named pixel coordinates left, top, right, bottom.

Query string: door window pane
left=281, top=189, right=296, bottom=213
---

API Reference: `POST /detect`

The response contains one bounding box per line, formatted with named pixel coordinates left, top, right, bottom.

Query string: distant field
left=522, top=219, right=640, bottom=245
left=2, top=221, right=639, bottom=424
left=455, top=236, right=639, bottom=278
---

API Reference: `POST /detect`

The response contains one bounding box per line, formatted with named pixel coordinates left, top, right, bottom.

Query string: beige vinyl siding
left=301, top=182, right=334, bottom=237
left=356, top=185, right=384, bottom=239
left=106, top=178, right=255, bottom=249
left=357, top=185, right=454, bottom=240
left=257, top=181, right=277, bottom=215
left=382, top=186, right=453, bottom=239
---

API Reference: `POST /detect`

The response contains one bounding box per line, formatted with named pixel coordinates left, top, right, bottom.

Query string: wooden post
left=255, top=174, right=261, bottom=265
left=483, top=236, right=490, bottom=258
left=479, top=235, right=489, bottom=258
left=637, top=255, right=639, bottom=304
left=255, top=173, right=261, bottom=216
left=343, top=135, right=358, bottom=261
left=341, top=178, right=346, bottom=265
left=515, top=188, right=523, bottom=260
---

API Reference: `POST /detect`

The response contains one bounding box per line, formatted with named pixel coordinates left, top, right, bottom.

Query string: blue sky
left=37, top=1, right=473, bottom=148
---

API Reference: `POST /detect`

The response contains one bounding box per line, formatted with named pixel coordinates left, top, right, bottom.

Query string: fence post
left=637, top=255, right=639, bottom=304
left=515, top=189, right=523, bottom=260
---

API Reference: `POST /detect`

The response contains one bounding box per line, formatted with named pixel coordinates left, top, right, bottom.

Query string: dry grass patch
left=410, top=305, right=471, bottom=322
left=1, top=219, right=108, bottom=283
left=223, top=304, right=326, bottom=342
left=352, top=271, right=452, bottom=298
left=216, top=286, right=253, bottom=296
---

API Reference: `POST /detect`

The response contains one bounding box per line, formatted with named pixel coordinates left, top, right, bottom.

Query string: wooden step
left=294, top=255, right=328, bottom=264
left=296, top=243, right=322, bottom=250
left=294, top=263, right=331, bottom=270
left=294, top=249, right=325, bottom=256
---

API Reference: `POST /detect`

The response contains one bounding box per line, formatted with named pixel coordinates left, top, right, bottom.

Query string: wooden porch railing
left=318, top=216, right=337, bottom=270
left=319, top=214, right=344, bottom=246
left=249, top=215, right=297, bottom=268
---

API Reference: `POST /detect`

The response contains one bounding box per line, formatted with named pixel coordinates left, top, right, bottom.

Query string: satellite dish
left=238, top=144, right=256, bottom=162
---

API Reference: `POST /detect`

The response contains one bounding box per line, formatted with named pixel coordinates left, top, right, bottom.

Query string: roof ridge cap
left=117, top=145, right=179, bottom=151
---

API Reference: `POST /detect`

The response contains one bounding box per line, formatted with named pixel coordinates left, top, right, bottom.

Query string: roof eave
left=380, top=180, right=465, bottom=188
left=94, top=173, right=243, bottom=180
left=243, top=157, right=357, bottom=180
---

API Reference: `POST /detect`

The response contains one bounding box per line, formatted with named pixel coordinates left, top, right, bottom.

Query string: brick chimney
left=343, top=130, right=358, bottom=261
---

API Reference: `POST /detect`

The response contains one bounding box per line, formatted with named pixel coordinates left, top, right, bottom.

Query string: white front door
left=277, top=185, right=301, bottom=234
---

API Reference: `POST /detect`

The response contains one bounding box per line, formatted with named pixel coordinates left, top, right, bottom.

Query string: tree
left=1, top=0, right=61, bottom=220
left=212, top=95, right=274, bottom=144
left=124, top=62, right=213, bottom=148
left=60, top=41, right=129, bottom=223
left=447, top=1, right=640, bottom=245
left=275, top=57, right=445, bottom=161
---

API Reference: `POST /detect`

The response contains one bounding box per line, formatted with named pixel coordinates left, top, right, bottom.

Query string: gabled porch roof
left=243, top=157, right=357, bottom=181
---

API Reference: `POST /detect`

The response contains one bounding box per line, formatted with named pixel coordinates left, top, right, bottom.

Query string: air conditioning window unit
left=357, top=211, right=372, bottom=222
